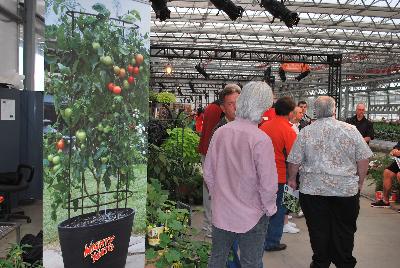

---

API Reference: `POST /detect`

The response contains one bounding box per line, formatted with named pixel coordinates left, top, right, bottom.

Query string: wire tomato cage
left=62, top=10, right=140, bottom=220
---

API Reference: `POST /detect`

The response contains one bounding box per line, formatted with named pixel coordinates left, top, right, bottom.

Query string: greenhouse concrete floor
left=192, top=194, right=400, bottom=268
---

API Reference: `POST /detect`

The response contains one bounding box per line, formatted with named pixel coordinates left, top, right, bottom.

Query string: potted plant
left=44, top=4, right=148, bottom=268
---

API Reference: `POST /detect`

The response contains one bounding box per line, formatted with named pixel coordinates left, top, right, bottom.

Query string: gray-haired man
left=287, top=96, right=372, bottom=268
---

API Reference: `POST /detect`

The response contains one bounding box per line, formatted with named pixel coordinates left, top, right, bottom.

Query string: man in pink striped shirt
left=204, top=81, right=278, bottom=268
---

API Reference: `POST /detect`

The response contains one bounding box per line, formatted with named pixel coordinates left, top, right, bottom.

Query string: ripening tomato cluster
left=106, top=54, right=144, bottom=95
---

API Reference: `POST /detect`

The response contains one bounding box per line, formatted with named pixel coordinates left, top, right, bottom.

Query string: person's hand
left=287, top=179, right=297, bottom=190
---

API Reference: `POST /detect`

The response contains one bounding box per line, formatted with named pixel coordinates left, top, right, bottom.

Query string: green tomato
left=47, top=154, right=54, bottom=162
left=53, top=164, right=61, bottom=172
left=103, top=56, right=113, bottom=66
left=123, top=80, right=130, bottom=89
left=92, top=42, right=100, bottom=50
left=97, top=124, right=104, bottom=132
left=139, top=66, right=144, bottom=72
left=80, top=144, right=86, bottom=149
left=113, top=66, right=120, bottom=75
left=88, top=117, right=94, bottom=123
left=131, top=58, right=136, bottom=66
left=52, top=155, right=61, bottom=165
left=64, top=108, right=72, bottom=119
left=76, top=130, right=86, bottom=142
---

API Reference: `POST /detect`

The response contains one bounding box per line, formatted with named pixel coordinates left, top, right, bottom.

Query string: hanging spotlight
left=150, top=0, right=171, bottom=22
left=195, top=63, right=209, bottom=79
left=164, top=63, right=173, bottom=75
left=263, top=66, right=272, bottom=81
left=210, top=0, right=244, bottom=21
left=279, top=67, right=286, bottom=82
left=295, top=70, right=310, bottom=81
left=158, top=82, right=166, bottom=92
left=263, top=66, right=276, bottom=87
left=177, top=87, right=183, bottom=96
left=260, top=0, right=300, bottom=28
left=189, top=81, right=196, bottom=93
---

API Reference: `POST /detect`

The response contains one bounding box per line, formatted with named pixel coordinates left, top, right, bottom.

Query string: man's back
left=259, top=116, right=297, bottom=184
left=288, top=117, right=372, bottom=196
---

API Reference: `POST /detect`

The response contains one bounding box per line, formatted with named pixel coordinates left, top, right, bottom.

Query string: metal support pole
left=23, top=0, right=36, bottom=91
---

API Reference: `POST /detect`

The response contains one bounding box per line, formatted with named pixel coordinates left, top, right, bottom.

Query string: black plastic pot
left=58, top=208, right=135, bottom=268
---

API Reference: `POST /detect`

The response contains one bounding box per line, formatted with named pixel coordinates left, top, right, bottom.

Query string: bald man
left=346, top=103, right=374, bottom=144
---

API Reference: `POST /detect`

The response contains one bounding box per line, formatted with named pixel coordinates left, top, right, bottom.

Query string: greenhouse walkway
left=192, top=196, right=400, bottom=268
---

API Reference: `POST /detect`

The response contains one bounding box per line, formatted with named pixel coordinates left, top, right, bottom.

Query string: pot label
left=83, top=235, right=116, bottom=263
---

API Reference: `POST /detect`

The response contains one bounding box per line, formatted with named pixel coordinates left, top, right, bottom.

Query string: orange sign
left=83, top=235, right=115, bottom=263
left=280, top=63, right=310, bottom=73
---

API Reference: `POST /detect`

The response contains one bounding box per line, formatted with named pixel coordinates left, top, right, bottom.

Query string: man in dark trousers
left=346, top=103, right=374, bottom=144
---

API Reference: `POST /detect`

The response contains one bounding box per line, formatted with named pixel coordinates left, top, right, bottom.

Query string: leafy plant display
left=156, top=92, right=176, bottom=104
left=43, top=3, right=148, bottom=220
left=162, top=128, right=200, bottom=165
left=146, top=179, right=210, bottom=268
left=0, top=244, right=43, bottom=268
left=368, top=153, right=400, bottom=191
left=148, top=129, right=203, bottom=204
left=374, top=122, right=400, bottom=142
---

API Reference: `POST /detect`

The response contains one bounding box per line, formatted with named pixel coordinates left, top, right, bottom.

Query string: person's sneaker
left=283, top=224, right=300, bottom=234
left=288, top=221, right=297, bottom=227
left=288, top=215, right=293, bottom=219
left=265, top=243, right=287, bottom=252
left=371, top=200, right=390, bottom=208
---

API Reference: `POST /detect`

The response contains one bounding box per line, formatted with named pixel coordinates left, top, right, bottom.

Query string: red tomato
left=132, top=66, right=139, bottom=75
left=127, top=65, right=134, bottom=74
left=56, top=139, right=65, bottom=150
left=113, top=86, right=122, bottom=94
left=128, top=76, right=135, bottom=84
left=107, top=82, right=114, bottom=92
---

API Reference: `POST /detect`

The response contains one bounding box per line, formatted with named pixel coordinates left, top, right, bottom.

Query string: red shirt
left=195, top=113, right=204, bottom=133
left=259, top=116, right=297, bottom=184
left=259, top=108, right=276, bottom=126
left=198, top=103, right=223, bottom=155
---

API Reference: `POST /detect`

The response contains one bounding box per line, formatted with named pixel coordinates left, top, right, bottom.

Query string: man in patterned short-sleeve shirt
left=286, top=96, right=373, bottom=268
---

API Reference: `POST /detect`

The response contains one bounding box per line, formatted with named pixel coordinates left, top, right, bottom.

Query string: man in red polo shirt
left=259, top=96, right=297, bottom=251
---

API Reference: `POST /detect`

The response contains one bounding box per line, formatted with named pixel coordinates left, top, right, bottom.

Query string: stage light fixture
left=263, top=66, right=276, bottom=87
left=158, top=82, right=166, bottom=92
left=150, top=0, right=171, bottom=22
left=164, top=63, right=173, bottom=75
left=195, top=63, right=209, bottom=79
left=295, top=70, right=310, bottom=81
left=279, top=67, right=286, bottom=82
left=210, top=0, right=244, bottom=21
left=260, top=0, right=300, bottom=28
left=189, top=81, right=196, bottom=93
left=177, top=87, right=183, bottom=96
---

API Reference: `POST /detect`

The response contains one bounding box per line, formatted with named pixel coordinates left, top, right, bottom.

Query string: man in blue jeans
left=260, top=96, right=297, bottom=251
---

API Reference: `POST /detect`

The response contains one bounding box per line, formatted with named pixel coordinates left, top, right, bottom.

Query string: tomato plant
left=44, top=3, right=149, bottom=220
